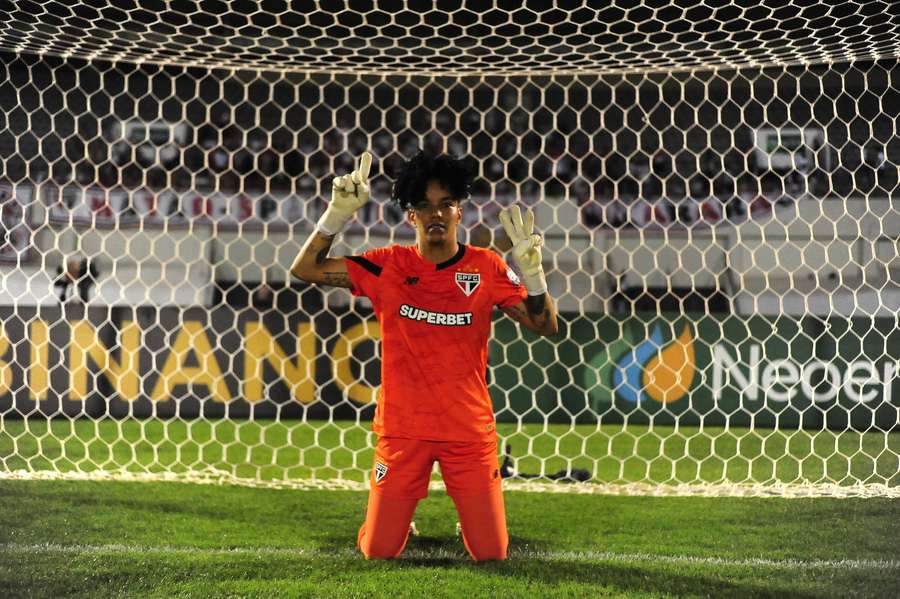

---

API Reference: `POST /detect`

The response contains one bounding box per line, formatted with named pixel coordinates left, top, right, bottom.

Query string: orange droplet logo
left=642, top=324, right=696, bottom=403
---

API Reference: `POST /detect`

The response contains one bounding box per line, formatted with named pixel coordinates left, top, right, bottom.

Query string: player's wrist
left=521, top=269, right=547, bottom=296
left=316, top=206, right=353, bottom=236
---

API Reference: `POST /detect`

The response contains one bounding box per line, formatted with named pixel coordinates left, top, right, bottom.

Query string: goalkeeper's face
left=409, top=180, right=462, bottom=246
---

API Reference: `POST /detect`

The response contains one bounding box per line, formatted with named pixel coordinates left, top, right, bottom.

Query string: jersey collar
left=410, top=242, right=467, bottom=270
left=435, top=243, right=466, bottom=270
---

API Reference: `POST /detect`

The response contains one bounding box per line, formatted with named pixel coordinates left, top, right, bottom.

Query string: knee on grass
left=464, top=537, right=508, bottom=562
left=359, top=538, right=406, bottom=560
left=470, top=550, right=508, bottom=562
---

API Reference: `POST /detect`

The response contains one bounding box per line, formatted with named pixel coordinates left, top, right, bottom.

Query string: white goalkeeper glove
left=499, top=204, right=547, bottom=296
left=317, top=151, right=372, bottom=236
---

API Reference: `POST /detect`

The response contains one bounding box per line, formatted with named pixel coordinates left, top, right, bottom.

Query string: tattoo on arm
left=322, top=271, right=351, bottom=288
left=503, top=302, right=541, bottom=328
left=503, top=294, right=553, bottom=335
left=314, top=236, right=335, bottom=265
left=503, top=303, right=528, bottom=321
left=294, top=231, right=350, bottom=288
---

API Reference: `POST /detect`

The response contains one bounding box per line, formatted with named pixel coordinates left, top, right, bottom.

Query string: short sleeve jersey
left=345, top=244, right=527, bottom=442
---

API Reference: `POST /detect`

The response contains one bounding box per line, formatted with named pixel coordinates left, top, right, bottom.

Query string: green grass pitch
left=1, top=420, right=899, bottom=597
left=2, top=419, right=899, bottom=487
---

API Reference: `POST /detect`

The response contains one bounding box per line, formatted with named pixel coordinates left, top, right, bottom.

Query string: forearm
left=297, top=230, right=336, bottom=270
left=524, top=292, right=558, bottom=336
left=290, top=231, right=351, bottom=288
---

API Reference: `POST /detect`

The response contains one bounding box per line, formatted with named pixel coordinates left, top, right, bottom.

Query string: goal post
left=0, top=4, right=899, bottom=497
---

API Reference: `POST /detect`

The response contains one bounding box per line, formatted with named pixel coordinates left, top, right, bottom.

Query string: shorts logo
left=374, top=461, right=388, bottom=483
left=455, top=272, right=481, bottom=296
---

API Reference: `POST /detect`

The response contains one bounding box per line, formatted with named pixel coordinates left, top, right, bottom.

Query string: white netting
left=0, top=2, right=898, bottom=497
left=1, top=1, right=899, bottom=75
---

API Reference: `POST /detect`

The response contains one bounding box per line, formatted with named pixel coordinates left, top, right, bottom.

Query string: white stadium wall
left=4, top=197, right=895, bottom=318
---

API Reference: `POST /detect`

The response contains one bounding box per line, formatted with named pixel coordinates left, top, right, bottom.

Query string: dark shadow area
left=612, top=285, right=732, bottom=314
left=315, top=531, right=551, bottom=563
left=468, top=560, right=828, bottom=599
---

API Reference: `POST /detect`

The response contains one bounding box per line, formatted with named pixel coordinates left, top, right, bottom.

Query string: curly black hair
left=390, top=151, right=473, bottom=210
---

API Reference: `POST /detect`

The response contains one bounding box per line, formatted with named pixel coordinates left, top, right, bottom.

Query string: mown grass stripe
left=3, top=470, right=899, bottom=498
left=2, top=543, right=897, bottom=571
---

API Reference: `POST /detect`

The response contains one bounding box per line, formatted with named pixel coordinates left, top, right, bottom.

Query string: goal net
left=0, top=2, right=898, bottom=497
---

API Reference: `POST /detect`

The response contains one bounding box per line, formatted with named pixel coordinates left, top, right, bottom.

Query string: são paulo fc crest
left=374, top=461, right=388, bottom=483
left=455, top=272, right=481, bottom=296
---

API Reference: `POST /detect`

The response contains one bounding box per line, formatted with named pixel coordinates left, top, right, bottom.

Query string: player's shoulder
left=465, top=245, right=524, bottom=290
left=464, top=245, right=507, bottom=270
left=359, top=244, right=405, bottom=264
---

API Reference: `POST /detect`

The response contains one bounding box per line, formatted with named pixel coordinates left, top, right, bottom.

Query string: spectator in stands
left=259, top=194, right=278, bottom=221
left=578, top=196, right=604, bottom=228
left=749, top=194, right=773, bottom=218
left=606, top=198, right=628, bottom=228
left=54, top=255, right=98, bottom=303
left=253, top=282, right=275, bottom=310
left=630, top=197, right=652, bottom=228
left=567, top=177, right=591, bottom=224
left=652, top=198, right=676, bottom=227
left=699, top=196, right=723, bottom=224
left=725, top=194, right=747, bottom=222
left=675, top=199, right=697, bottom=226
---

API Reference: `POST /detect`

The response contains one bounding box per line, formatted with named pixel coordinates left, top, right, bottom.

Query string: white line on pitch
left=1, top=543, right=897, bottom=571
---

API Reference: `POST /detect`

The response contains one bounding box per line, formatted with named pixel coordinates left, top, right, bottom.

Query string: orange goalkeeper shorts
left=369, top=436, right=502, bottom=499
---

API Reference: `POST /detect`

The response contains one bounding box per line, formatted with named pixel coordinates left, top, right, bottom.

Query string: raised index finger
left=357, top=151, right=372, bottom=181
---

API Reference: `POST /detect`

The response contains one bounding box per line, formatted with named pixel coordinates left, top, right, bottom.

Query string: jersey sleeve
left=489, top=251, right=528, bottom=308
left=345, top=246, right=393, bottom=300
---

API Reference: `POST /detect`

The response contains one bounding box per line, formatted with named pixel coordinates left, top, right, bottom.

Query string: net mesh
left=0, top=1, right=898, bottom=497
left=1, top=1, right=899, bottom=75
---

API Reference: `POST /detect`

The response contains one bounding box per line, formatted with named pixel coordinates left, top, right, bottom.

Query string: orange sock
left=453, top=486, right=508, bottom=561
left=357, top=490, right=419, bottom=559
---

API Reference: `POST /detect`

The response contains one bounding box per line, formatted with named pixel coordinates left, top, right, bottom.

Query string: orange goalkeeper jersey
left=345, top=244, right=527, bottom=442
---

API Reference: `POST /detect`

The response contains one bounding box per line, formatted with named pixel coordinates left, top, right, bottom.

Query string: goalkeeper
left=292, top=150, right=557, bottom=561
